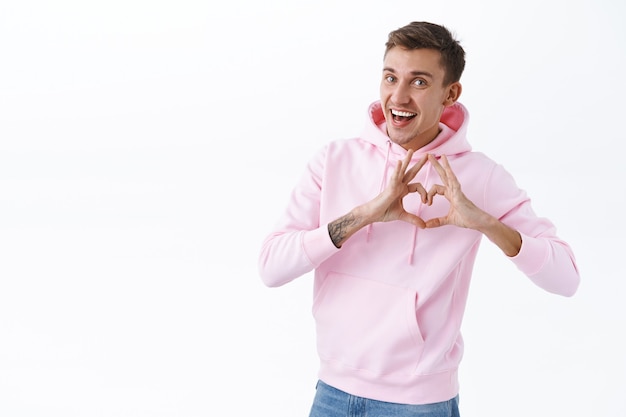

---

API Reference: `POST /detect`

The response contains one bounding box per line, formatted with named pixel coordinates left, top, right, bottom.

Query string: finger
left=428, top=154, right=448, bottom=184
left=439, top=155, right=461, bottom=188
left=403, top=154, right=428, bottom=183
left=392, top=150, right=414, bottom=182
left=408, top=182, right=428, bottom=203
left=401, top=149, right=415, bottom=173
left=424, top=216, right=447, bottom=228
left=399, top=212, right=426, bottom=228
left=392, top=159, right=403, bottom=182
left=427, top=184, right=446, bottom=205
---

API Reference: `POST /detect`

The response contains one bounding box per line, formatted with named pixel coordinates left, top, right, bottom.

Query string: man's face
left=380, top=47, right=460, bottom=151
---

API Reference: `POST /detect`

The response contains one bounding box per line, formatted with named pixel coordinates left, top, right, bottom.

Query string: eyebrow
left=382, top=67, right=434, bottom=79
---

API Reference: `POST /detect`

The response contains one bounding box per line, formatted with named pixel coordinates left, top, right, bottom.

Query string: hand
left=361, top=149, right=429, bottom=228
left=424, top=154, right=489, bottom=229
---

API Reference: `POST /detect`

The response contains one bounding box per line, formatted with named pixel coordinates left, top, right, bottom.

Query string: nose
left=390, top=83, right=411, bottom=105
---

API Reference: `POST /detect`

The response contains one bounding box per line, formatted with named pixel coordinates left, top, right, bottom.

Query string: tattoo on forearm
left=328, top=213, right=358, bottom=248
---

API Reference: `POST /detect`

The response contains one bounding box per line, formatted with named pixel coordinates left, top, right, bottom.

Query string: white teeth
left=391, top=109, right=416, bottom=117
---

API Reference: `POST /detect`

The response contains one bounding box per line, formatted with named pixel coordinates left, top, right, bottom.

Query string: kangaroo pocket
left=312, top=272, right=425, bottom=376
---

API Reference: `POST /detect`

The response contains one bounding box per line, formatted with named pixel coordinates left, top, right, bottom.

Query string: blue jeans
left=308, top=380, right=460, bottom=417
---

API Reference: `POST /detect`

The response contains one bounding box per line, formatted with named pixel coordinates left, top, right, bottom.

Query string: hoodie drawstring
left=379, top=140, right=392, bottom=191
left=408, top=161, right=433, bottom=265
left=366, top=140, right=392, bottom=242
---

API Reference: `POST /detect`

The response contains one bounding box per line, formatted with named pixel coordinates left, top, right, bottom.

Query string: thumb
left=424, top=216, right=447, bottom=228
left=400, top=212, right=426, bottom=229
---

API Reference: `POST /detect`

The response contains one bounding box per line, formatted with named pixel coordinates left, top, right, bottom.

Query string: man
left=258, top=21, right=579, bottom=417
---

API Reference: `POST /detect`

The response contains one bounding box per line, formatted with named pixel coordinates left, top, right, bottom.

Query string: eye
left=384, top=75, right=396, bottom=83
left=413, top=79, right=426, bottom=87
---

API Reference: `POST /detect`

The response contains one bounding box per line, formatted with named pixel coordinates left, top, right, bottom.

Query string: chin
left=388, top=133, right=413, bottom=146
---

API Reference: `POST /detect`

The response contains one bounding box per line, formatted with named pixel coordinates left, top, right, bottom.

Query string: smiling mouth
left=391, top=109, right=416, bottom=123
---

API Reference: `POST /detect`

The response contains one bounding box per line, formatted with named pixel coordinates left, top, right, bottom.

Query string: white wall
left=0, top=0, right=624, bottom=416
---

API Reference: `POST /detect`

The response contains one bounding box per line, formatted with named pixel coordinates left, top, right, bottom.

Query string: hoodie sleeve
left=258, top=146, right=340, bottom=287
left=483, top=163, right=580, bottom=297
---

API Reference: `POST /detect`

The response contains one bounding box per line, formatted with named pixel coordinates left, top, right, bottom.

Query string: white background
left=1, top=0, right=624, bottom=416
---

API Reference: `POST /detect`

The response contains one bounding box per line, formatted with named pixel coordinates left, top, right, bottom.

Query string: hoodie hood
left=362, top=100, right=472, bottom=158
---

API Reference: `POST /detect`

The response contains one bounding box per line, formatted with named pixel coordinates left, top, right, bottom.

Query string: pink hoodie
left=258, top=101, right=580, bottom=404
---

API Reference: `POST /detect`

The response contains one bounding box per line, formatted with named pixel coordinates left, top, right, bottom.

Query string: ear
left=443, top=82, right=462, bottom=106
